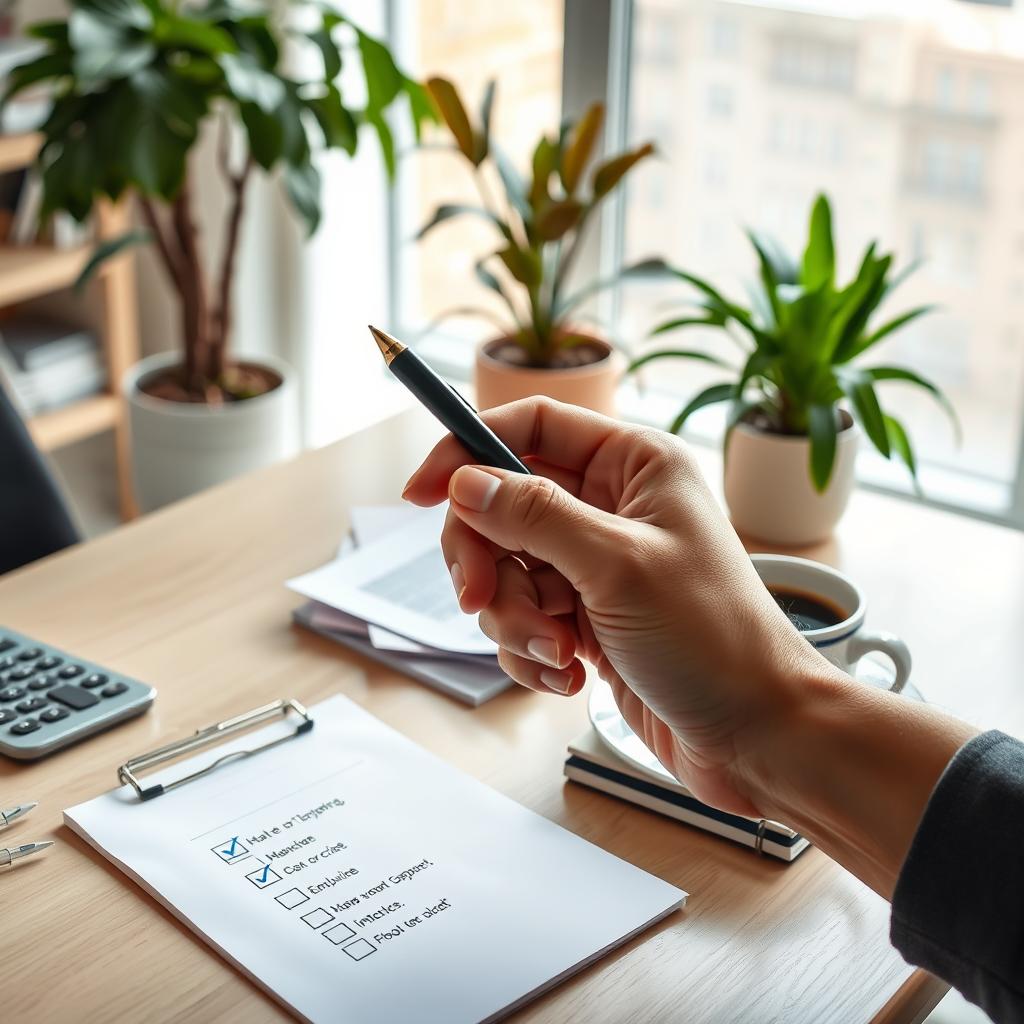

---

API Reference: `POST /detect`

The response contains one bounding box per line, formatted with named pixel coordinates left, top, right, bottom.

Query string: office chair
left=0, top=382, right=79, bottom=575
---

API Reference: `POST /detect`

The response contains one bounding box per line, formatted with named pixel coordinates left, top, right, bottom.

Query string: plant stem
left=212, top=139, right=254, bottom=383
left=171, top=172, right=209, bottom=393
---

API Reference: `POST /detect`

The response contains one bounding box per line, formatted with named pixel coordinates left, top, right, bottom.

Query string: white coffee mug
left=751, top=554, right=911, bottom=694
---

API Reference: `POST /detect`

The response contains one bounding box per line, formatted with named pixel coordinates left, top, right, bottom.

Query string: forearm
left=736, top=659, right=978, bottom=899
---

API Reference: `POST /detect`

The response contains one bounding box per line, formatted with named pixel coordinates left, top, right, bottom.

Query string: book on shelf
left=0, top=317, right=105, bottom=416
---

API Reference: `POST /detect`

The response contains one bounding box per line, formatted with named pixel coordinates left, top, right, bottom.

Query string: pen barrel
left=390, top=349, right=529, bottom=474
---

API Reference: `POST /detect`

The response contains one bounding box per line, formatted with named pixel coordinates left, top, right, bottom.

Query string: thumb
left=448, top=465, right=624, bottom=588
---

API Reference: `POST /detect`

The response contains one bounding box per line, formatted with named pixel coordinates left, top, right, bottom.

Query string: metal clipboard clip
left=118, top=698, right=314, bottom=802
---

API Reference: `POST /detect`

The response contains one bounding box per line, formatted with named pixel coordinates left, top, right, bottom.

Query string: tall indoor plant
left=419, top=77, right=659, bottom=414
left=8, top=0, right=431, bottom=510
left=630, top=194, right=957, bottom=544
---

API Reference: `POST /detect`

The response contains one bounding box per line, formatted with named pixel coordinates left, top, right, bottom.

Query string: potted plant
left=7, top=0, right=431, bottom=512
left=418, top=78, right=660, bottom=414
left=629, top=193, right=957, bottom=545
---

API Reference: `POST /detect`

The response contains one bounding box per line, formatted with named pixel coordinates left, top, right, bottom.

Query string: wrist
left=731, top=651, right=978, bottom=898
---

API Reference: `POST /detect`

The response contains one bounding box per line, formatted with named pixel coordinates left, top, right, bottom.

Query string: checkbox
left=301, top=907, right=335, bottom=930
left=246, top=863, right=282, bottom=889
left=341, top=938, right=376, bottom=962
left=322, top=921, right=357, bottom=945
left=211, top=836, right=249, bottom=864
left=275, top=888, right=310, bottom=911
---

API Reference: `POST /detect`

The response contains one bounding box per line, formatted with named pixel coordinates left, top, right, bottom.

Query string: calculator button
left=10, top=719, right=40, bottom=735
left=16, top=697, right=48, bottom=714
left=36, top=655, right=62, bottom=670
left=0, top=639, right=15, bottom=653
left=39, top=707, right=69, bottom=724
left=28, top=674, right=56, bottom=691
left=58, top=664, right=85, bottom=678
left=0, top=686, right=26, bottom=702
left=101, top=682, right=128, bottom=698
left=82, top=673, right=108, bottom=689
left=8, top=666, right=33, bottom=681
left=17, top=647, right=43, bottom=661
left=0, top=709, right=16, bottom=724
left=48, top=685, right=100, bottom=711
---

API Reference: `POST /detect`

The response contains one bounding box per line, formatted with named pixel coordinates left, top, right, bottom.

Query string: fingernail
left=527, top=637, right=560, bottom=668
left=451, top=466, right=500, bottom=512
left=540, top=668, right=572, bottom=694
left=450, top=562, right=466, bottom=601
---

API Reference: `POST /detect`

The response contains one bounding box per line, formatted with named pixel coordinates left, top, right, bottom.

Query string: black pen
left=368, top=326, right=531, bottom=475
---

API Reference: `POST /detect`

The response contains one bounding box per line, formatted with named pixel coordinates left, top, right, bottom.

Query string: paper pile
left=288, top=505, right=511, bottom=706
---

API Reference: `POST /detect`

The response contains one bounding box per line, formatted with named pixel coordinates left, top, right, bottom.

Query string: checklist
left=64, top=696, right=685, bottom=1023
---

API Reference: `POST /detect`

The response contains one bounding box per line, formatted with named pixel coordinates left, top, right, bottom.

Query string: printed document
left=65, top=696, right=685, bottom=1024
left=287, top=507, right=497, bottom=655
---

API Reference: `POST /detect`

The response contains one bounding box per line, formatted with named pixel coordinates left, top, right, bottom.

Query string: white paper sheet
left=65, top=696, right=685, bottom=1024
left=289, top=510, right=497, bottom=656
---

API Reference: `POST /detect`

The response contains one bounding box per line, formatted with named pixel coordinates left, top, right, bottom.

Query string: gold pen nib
left=368, top=324, right=406, bottom=366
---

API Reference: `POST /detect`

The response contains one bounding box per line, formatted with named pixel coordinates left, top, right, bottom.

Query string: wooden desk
left=3, top=408, right=1020, bottom=1023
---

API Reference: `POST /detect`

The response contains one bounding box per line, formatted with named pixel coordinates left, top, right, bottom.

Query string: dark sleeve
left=0, top=383, right=78, bottom=575
left=891, top=730, right=1024, bottom=1024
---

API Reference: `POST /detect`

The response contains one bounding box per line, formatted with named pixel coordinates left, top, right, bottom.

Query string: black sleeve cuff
left=891, top=730, right=1024, bottom=1023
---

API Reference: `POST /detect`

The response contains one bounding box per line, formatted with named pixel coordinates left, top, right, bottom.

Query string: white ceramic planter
left=723, top=418, right=858, bottom=546
left=124, top=352, right=301, bottom=513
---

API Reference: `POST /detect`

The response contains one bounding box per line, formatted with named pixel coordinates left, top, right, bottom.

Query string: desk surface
left=3, top=408, right=1021, bottom=1024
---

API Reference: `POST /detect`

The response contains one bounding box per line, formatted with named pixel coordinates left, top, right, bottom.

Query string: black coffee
left=768, top=586, right=846, bottom=632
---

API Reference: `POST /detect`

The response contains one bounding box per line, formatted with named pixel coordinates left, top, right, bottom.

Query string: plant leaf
left=884, top=413, right=918, bottom=483
left=357, top=28, right=402, bottom=113
left=865, top=364, right=960, bottom=440
left=426, top=76, right=475, bottom=162
left=845, top=305, right=936, bottom=360
left=807, top=403, right=838, bottom=492
left=74, top=229, right=151, bottom=293
left=493, top=144, right=530, bottom=223
left=649, top=314, right=726, bottom=337
left=307, top=25, right=341, bottom=80
left=529, top=135, right=558, bottom=209
left=283, top=160, right=321, bottom=235
left=473, top=79, right=495, bottom=164
left=221, top=52, right=285, bottom=112
left=668, top=382, right=735, bottom=435
left=839, top=368, right=890, bottom=458
left=627, top=348, right=733, bottom=373
left=802, top=193, right=835, bottom=291
left=534, top=199, right=583, bottom=241
left=496, top=244, right=541, bottom=288
left=306, top=83, right=357, bottom=154
left=591, top=141, right=654, bottom=199
left=557, top=256, right=677, bottom=317
left=560, top=102, right=604, bottom=194
left=475, top=257, right=525, bottom=330
left=416, top=203, right=506, bottom=241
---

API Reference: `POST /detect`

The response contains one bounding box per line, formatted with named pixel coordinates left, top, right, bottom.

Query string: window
left=393, top=2, right=564, bottom=359
left=388, top=0, right=1024, bottom=526
left=610, top=0, right=1024, bottom=522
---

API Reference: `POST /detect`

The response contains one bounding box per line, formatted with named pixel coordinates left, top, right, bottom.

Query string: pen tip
left=368, top=325, right=406, bottom=365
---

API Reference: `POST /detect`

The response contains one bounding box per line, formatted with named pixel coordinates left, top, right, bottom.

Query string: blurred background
left=3, top=0, right=1023, bottom=550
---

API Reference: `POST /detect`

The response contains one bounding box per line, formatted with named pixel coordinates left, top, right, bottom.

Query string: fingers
left=445, top=464, right=630, bottom=592
left=403, top=397, right=618, bottom=505
left=478, top=557, right=579, bottom=670
left=497, top=647, right=586, bottom=697
left=440, top=506, right=499, bottom=613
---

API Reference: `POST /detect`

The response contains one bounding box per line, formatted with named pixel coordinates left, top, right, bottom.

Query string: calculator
left=0, top=628, right=156, bottom=760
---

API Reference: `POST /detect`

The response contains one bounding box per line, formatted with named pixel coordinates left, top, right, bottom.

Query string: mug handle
left=846, top=631, right=912, bottom=694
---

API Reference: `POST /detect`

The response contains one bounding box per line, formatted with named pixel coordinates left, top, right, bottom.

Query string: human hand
left=402, top=398, right=835, bottom=818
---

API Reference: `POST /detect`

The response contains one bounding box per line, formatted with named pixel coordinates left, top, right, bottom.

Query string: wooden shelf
left=0, top=244, right=92, bottom=308
left=28, top=392, right=119, bottom=452
left=0, top=132, right=41, bottom=174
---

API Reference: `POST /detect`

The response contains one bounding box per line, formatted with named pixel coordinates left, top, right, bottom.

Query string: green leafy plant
left=419, top=77, right=660, bottom=367
left=6, top=0, right=433, bottom=400
left=629, top=193, right=958, bottom=491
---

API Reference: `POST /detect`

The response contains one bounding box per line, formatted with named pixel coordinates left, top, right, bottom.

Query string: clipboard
left=117, top=698, right=314, bottom=801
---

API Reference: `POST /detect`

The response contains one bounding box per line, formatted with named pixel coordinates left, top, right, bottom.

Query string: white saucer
left=588, top=655, right=924, bottom=785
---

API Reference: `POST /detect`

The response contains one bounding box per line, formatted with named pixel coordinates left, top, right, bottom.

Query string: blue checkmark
left=221, top=837, right=240, bottom=857
left=258, top=864, right=271, bottom=883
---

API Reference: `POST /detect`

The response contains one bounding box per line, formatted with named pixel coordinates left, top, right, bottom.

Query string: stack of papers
left=288, top=506, right=511, bottom=706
